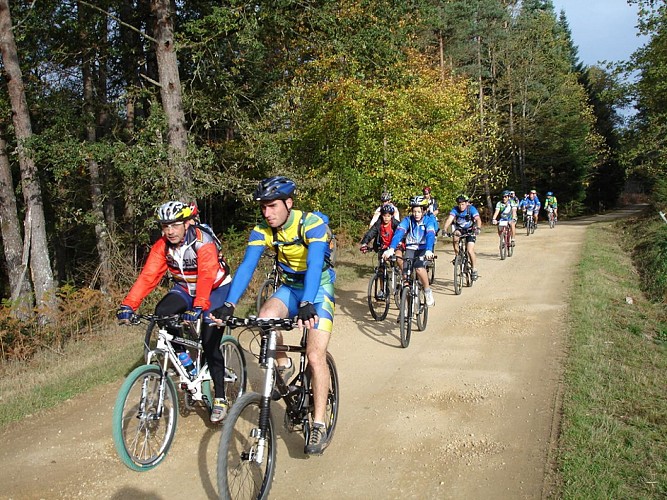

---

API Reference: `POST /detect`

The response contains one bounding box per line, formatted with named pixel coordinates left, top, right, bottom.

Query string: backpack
left=194, top=222, right=231, bottom=274
left=272, top=210, right=336, bottom=268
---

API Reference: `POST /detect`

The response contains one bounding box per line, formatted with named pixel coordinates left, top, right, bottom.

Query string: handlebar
left=223, top=315, right=299, bottom=331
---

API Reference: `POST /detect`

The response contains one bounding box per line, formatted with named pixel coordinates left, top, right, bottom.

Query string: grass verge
left=558, top=221, right=667, bottom=498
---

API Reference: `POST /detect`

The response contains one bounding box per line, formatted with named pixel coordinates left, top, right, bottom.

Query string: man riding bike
left=382, top=195, right=437, bottom=307
left=422, top=186, right=440, bottom=235
left=369, top=191, right=400, bottom=227
left=492, top=190, right=518, bottom=245
left=525, top=189, right=541, bottom=226
left=442, top=194, right=482, bottom=281
left=360, top=204, right=404, bottom=299
left=544, top=191, right=558, bottom=221
left=116, top=201, right=233, bottom=423
left=210, top=176, right=335, bottom=455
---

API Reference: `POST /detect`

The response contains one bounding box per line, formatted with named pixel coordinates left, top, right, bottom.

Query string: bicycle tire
left=500, top=236, right=507, bottom=260
left=367, top=271, right=390, bottom=321
left=304, top=352, right=339, bottom=453
left=549, top=214, right=555, bottom=229
left=256, top=278, right=276, bottom=313
left=453, top=253, right=463, bottom=295
left=399, top=286, right=412, bottom=348
left=464, top=255, right=473, bottom=287
left=393, top=267, right=402, bottom=309
left=508, top=232, right=514, bottom=257
left=112, top=365, right=178, bottom=471
left=416, top=285, right=428, bottom=331
left=217, top=392, right=275, bottom=500
left=219, top=335, right=247, bottom=405
left=427, top=259, right=435, bottom=285
left=526, top=219, right=531, bottom=236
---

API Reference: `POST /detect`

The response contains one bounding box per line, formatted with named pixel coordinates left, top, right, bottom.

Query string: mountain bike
left=448, top=231, right=474, bottom=295
left=547, top=207, right=556, bottom=229
left=424, top=255, right=436, bottom=285
left=217, top=316, right=339, bottom=500
left=256, top=252, right=279, bottom=312
left=398, top=253, right=431, bottom=348
left=367, top=253, right=401, bottom=321
left=496, top=220, right=513, bottom=260
left=112, top=314, right=247, bottom=471
left=525, top=209, right=536, bottom=235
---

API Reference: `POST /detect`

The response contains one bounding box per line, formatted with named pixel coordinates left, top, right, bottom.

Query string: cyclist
left=491, top=190, right=517, bottom=245
left=518, top=193, right=529, bottom=226
left=360, top=204, right=404, bottom=299
left=509, top=190, right=520, bottom=207
left=116, top=201, right=233, bottom=424
left=422, top=186, right=440, bottom=235
left=382, top=195, right=437, bottom=307
left=525, top=189, right=541, bottom=226
left=369, top=191, right=400, bottom=227
left=209, top=176, right=335, bottom=455
left=442, top=194, right=482, bottom=281
left=544, top=191, right=558, bottom=221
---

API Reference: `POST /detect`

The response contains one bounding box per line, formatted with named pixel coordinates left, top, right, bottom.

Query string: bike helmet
left=509, top=190, right=515, bottom=196
left=530, top=189, right=537, bottom=194
left=380, top=204, right=395, bottom=215
left=501, top=190, right=511, bottom=197
left=156, top=201, right=197, bottom=224
left=546, top=191, right=553, bottom=196
left=253, top=176, right=296, bottom=201
left=409, top=195, right=429, bottom=208
left=456, top=194, right=469, bottom=203
left=380, top=191, right=392, bottom=202
left=422, top=186, right=432, bottom=195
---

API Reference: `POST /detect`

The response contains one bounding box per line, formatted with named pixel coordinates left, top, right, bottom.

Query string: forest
left=0, top=0, right=665, bottom=329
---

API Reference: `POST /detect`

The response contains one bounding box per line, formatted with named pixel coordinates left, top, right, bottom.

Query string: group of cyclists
left=115, top=176, right=559, bottom=459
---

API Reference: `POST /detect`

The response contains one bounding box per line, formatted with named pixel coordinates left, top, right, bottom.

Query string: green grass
left=558, top=221, right=667, bottom=498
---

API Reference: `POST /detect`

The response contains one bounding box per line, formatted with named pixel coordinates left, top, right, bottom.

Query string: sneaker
left=305, top=422, right=329, bottom=455
left=210, top=398, right=229, bottom=423
left=424, top=288, right=435, bottom=307
left=471, top=270, right=478, bottom=281
left=511, top=239, right=515, bottom=247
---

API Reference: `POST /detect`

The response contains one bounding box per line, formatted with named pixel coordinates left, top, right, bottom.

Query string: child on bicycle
left=442, top=194, right=482, bottom=281
left=116, top=201, right=233, bottom=424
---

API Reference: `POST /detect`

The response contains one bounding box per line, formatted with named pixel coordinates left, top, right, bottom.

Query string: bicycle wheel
left=367, top=271, right=390, bottom=321
left=219, top=335, right=247, bottom=404
left=526, top=220, right=531, bottom=236
left=416, top=285, right=428, bottom=331
left=508, top=233, right=514, bottom=257
left=393, top=268, right=402, bottom=309
left=256, top=278, right=276, bottom=313
left=217, top=392, right=276, bottom=500
left=304, top=352, right=339, bottom=452
left=453, top=253, right=463, bottom=295
left=549, top=214, right=555, bottom=229
left=500, top=236, right=506, bottom=260
left=399, top=286, right=412, bottom=348
left=464, top=255, right=473, bottom=287
left=531, top=220, right=536, bottom=234
left=112, top=365, right=178, bottom=471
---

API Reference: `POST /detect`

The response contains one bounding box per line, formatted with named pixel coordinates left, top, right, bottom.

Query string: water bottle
left=178, top=351, right=198, bottom=379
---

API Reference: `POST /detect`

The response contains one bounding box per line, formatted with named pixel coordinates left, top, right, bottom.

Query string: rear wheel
left=367, top=271, right=390, bottom=321
left=399, top=286, right=412, bottom=348
left=453, top=253, right=463, bottom=295
left=256, top=278, right=276, bottom=313
left=416, top=285, right=428, bottom=331
left=112, top=365, right=178, bottom=471
left=217, top=392, right=276, bottom=500
left=219, top=335, right=247, bottom=405
left=304, top=353, right=339, bottom=452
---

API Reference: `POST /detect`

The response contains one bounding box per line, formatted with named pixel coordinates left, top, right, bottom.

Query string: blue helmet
left=380, top=204, right=395, bottom=215
left=547, top=191, right=553, bottom=196
left=502, top=190, right=511, bottom=197
left=253, top=176, right=296, bottom=201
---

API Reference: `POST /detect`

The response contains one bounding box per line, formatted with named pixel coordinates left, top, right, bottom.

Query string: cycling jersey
left=226, top=209, right=335, bottom=306
left=389, top=215, right=436, bottom=251
left=495, top=201, right=514, bottom=221
left=123, top=225, right=231, bottom=311
left=361, top=217, right=399, bottom=251
left=449, top=204, right=480, bottom=231
left=544, top=196, right=558, bottom=209
left=524, top=196, right=541, bottom=211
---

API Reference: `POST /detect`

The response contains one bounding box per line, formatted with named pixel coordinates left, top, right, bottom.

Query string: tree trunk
left=79, top=1, right=113, bottom=293
left=151, top=0, right=191, bottom=199
left=0, top=129, right=33, bottom=317
left=0, top=0, right=56, bottom=318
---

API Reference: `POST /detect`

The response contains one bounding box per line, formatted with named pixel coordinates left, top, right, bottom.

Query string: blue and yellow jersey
left=544, top=196, right=557, bottom=208
left=226, top=210, right=335, bottom=305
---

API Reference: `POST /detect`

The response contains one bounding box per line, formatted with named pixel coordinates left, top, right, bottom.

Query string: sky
left=551, top=0, right=647, bottom=67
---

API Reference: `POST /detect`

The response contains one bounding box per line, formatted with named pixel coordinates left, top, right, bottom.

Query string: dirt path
left=2, top=211, right=635, bottom=500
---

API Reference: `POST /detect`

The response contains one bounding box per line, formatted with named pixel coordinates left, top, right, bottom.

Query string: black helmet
left=253, top=176, right=296, bottom=201
left=380, top=191, right=392, bottom=202
left=380, top=204, right=395, bottom=215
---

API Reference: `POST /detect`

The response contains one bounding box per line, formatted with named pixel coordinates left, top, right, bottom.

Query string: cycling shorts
left=454, top=228, right=477, bottom=243
left=271, top=282, right=335, bottom=334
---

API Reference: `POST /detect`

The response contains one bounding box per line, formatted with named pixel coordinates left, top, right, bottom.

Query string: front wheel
left=416, top=285, right=428, bottom=331
left=453, top=253, right=463, bottom=295
left=507, top=233, right=514, bottom=257
left=427, top=259, right=435, bottom=285
left=112, top=365, right=178, bottom=471
left=367, top=271, right=390, bottom=321
left=464, top=255, right=473, bottom=287
left=217, top=392, right=276, bottom=500
left=499, top=235, right=507, bottom=260
left=399, top=286, right=413, bottom=348
left=220, top=335, right=247, bottom=405
left=256, top=278, right=276, bottom=313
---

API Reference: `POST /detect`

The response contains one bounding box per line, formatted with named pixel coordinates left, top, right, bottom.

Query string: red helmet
left=422, top=186, right=431, bottom=195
